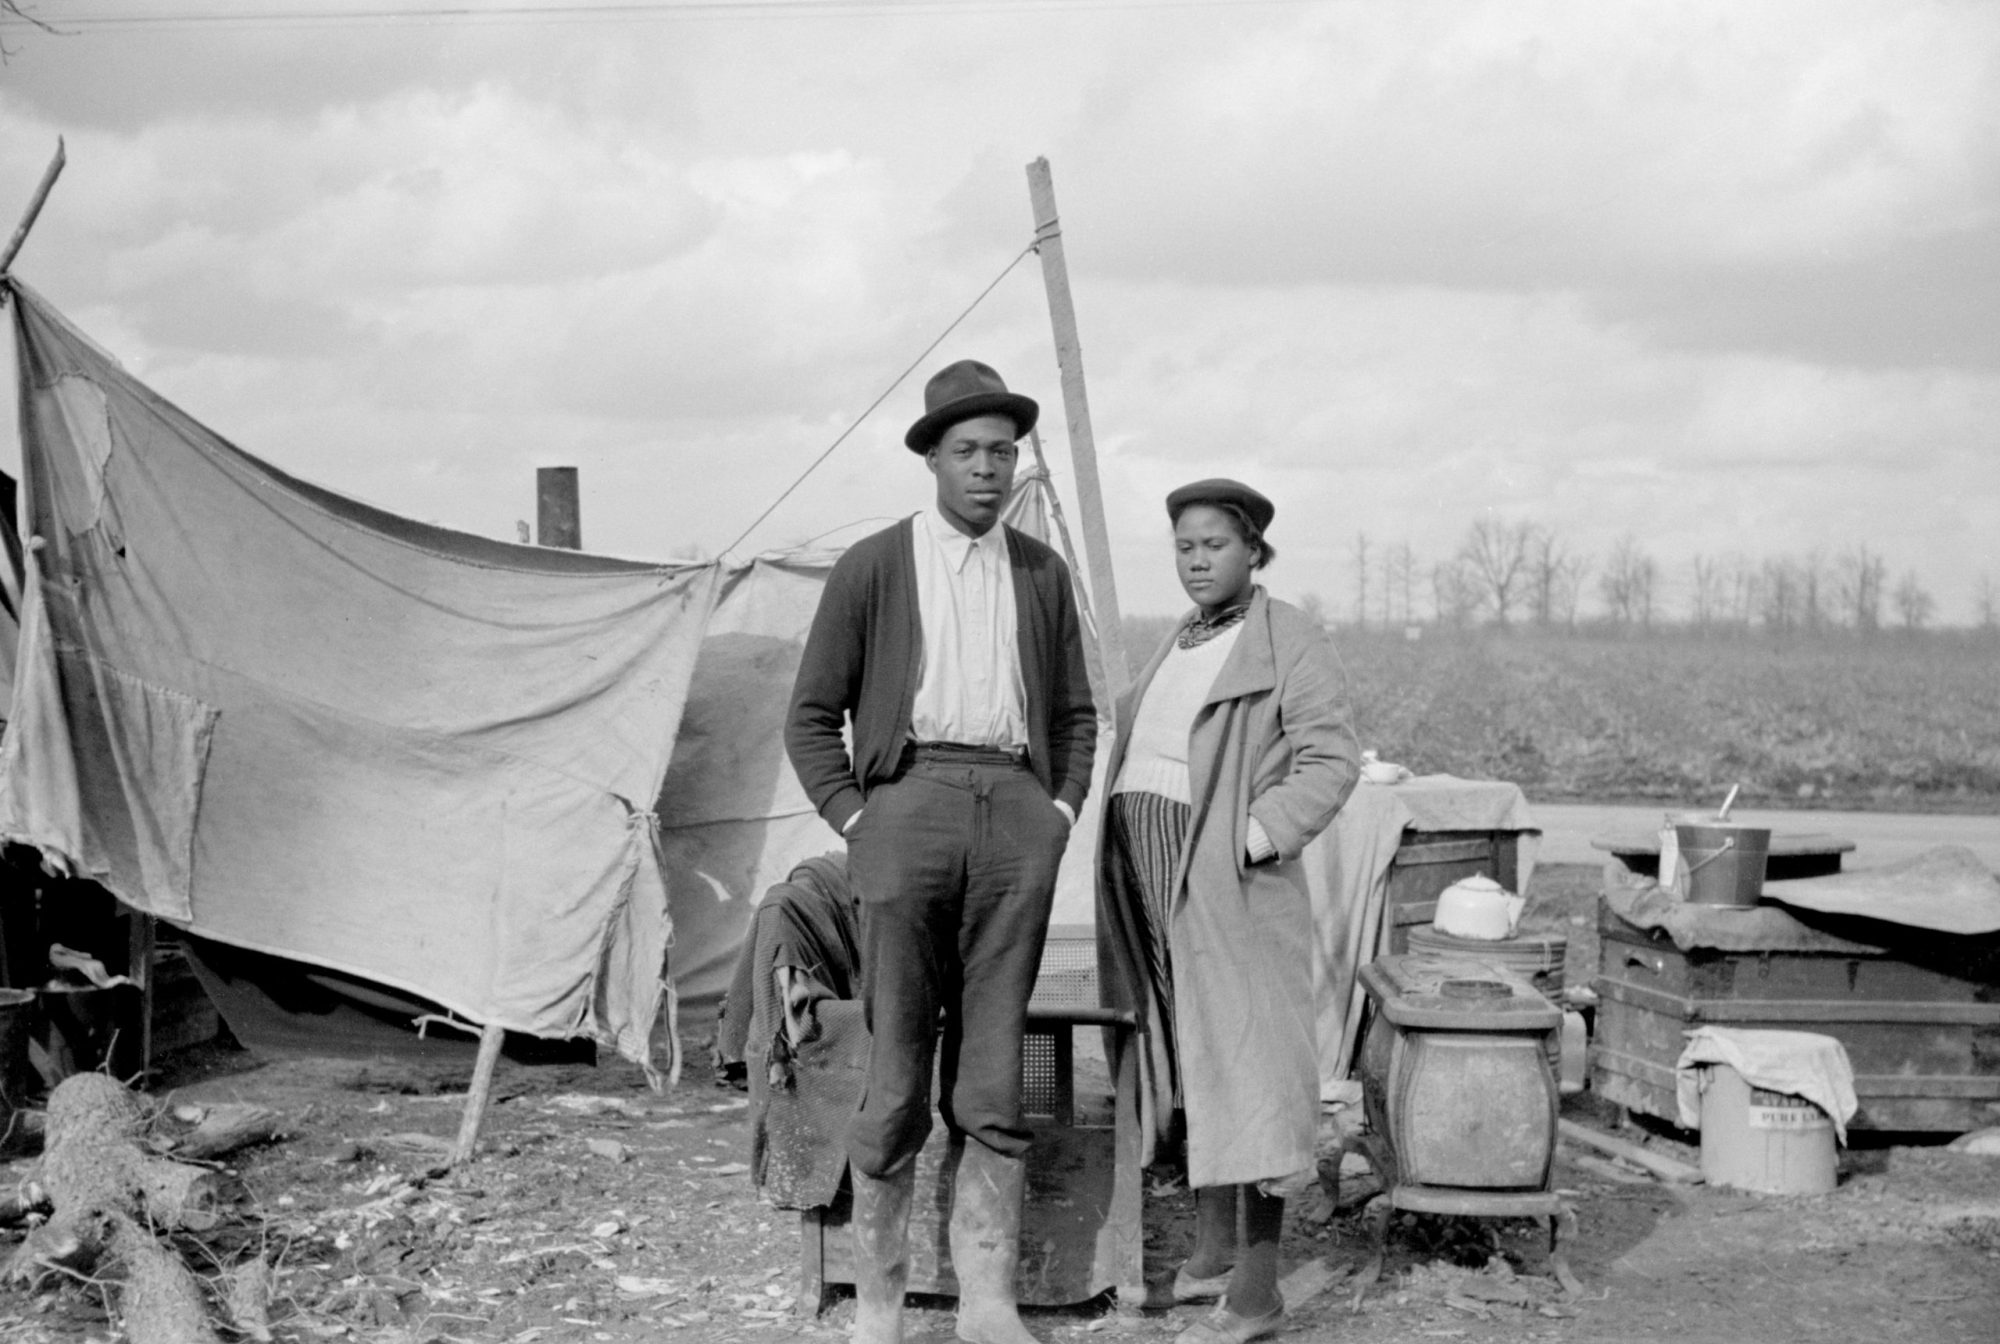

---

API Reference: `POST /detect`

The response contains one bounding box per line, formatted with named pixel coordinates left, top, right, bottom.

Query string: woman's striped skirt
left=1106, top=789, right=1191, bottom=1104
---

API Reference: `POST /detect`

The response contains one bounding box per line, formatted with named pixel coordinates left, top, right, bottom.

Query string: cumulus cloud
left=1048, top=1, right=2000, bottom=371
left=1, top=0, right=1995, bottom=622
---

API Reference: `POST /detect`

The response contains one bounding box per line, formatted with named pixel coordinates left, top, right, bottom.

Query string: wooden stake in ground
left=0, top=137, right=66, bottom=278
left=452, top=1021, right=507, bottom=1164
left=1025, top=157, right=1130, bottom=706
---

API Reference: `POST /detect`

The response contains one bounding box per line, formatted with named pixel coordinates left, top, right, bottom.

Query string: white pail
left=1698, top=1064, right=1836, bottom=1194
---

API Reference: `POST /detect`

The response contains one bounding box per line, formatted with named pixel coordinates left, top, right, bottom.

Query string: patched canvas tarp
left=0, top=277, right=1122, bottom=1061
left=0, top=278, right=720, bottom=1065
left=652, top=553, right=843, bottom=1024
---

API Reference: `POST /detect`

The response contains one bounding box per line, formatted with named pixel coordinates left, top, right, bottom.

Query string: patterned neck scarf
left=1177, top=601, right=1250, bottom=649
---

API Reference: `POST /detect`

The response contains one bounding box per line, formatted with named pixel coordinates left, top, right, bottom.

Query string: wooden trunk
left=1591, top=902, right=2000, bottom=1132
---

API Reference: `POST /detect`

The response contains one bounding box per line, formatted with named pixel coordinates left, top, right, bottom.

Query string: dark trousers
left=844, top=748, right=1068, bottom=1178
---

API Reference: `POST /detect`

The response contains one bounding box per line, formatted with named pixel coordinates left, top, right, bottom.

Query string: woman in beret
left=1096, top=479, right=1360, bottom=1343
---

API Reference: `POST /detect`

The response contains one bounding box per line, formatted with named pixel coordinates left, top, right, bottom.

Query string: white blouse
left=1112, top=626, right=1241, bottom=804
left=1112, top=622, right=1278, bottom=862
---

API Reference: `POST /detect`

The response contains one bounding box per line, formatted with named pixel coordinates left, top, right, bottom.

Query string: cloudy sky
left=1, top=0, right=1995, bottom=622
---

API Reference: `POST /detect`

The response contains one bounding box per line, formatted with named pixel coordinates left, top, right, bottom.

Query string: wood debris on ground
left=3, top=1072, right=289, bottom=1344
left=3, top=1017, right=1999, bottom=1344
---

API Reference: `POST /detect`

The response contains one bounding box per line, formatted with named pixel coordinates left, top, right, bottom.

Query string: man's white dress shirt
left=839, top=510, right=1071, bottom=833
left=909, top=507, right=1028, bottom=750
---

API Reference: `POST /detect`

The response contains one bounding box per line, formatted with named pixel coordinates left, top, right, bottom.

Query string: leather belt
left=906, top=740, right=1028, bottom=767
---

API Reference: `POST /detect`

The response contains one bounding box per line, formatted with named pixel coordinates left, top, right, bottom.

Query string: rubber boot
left=850, top=1164, right=916, bottom=1344
left=949, top=1141, right=1042, bottom=1344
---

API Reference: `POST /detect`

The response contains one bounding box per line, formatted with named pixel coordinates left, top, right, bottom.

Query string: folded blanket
left=1601, top=863, right=1885, bottom=955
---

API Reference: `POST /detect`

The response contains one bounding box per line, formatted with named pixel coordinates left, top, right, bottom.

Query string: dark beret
left=1165, top=478, right=1275, bottom=533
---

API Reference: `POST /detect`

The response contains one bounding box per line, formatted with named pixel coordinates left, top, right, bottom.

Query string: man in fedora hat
left=787, top=359, right=1096, bottom=1344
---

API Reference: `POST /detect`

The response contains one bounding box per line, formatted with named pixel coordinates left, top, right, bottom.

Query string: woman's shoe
left=1170, top=1264, right=1233, bottom=1303
left=1173, top=1300, right=1285, bottom=1344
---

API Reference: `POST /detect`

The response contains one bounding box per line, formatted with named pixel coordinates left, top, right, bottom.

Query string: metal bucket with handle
left=1672, top=819, right=1771, bottom=906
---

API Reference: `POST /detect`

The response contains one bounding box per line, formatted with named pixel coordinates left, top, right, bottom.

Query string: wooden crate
left=1384, top=830, right=1522, bottom=954
left=148, top=945, right=222, bottom=1057
left=1591, top=903, right=2000, bottom=1132
left=38, top=934, right=222, bottom=1080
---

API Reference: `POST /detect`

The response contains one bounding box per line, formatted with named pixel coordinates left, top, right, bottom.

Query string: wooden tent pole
left=0, top=138, right=66, bottom=278
left=1026, top=427, right=1111, bottom=717
left=452, top=1023, right=506, bottom=1164
left=1025, top=157, right=1130, bottom=706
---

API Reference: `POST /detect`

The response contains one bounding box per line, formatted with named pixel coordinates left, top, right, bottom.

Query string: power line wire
left=2, top=0, right=1325, bottom=31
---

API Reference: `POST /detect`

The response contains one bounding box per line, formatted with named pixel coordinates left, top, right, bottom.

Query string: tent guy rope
left=719, top=239, right=1039, bottom=559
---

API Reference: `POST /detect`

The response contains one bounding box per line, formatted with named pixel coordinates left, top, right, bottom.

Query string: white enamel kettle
left=1431, top=874, right=1526, bottom=941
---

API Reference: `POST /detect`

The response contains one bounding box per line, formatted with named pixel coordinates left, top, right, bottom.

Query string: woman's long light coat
left=1096, top=588, right=1360, bottom=1188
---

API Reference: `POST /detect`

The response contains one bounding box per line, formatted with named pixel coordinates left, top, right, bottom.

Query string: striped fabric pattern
left=1108, top=790, right=1192, bottom=1104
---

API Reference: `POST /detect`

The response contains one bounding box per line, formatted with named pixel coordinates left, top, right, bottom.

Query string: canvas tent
left=1, top=277, right=722, bottom=1067
left=0, top=277, right=1114, bottom=1065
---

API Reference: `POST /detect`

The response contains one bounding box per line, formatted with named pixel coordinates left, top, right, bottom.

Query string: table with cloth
left=1305, top=774, right=1541, bottom=1098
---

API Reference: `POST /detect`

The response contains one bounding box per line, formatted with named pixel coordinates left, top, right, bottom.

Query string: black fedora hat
left=1166, top=478, right=1276, bottom=533
left=904, top=359, right=1039, bottom=453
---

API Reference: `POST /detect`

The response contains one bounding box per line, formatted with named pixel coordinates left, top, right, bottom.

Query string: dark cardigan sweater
left=785, top=517, right=1097, bottom=834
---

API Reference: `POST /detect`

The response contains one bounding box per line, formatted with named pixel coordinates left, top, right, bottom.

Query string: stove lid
left=1360, top=953, right=1563, bottom=1031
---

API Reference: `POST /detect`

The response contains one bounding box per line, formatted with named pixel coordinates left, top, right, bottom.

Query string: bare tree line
left=1333, top=520, right=1995, bottom=635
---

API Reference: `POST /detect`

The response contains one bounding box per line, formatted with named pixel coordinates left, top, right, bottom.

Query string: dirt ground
left=3, top=865, right=1997, bottom=1344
